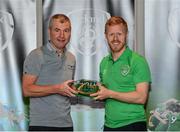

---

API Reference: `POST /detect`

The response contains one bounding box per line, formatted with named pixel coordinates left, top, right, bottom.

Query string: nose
left=59, top=31, right=65, bottom=38
left=113, top=34, right=118, bottom=40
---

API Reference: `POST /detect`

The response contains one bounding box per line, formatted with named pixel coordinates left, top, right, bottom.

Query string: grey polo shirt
left=23, top=42, right=76, bottom=127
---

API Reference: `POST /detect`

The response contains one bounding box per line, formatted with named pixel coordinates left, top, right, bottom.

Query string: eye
left=117, top=33, right=122, bottom=36
left=54, top=28, right=60, bottom=32
left=108, top=33, right=114, bottom=37
left=64, top=29, right=70, bottom=33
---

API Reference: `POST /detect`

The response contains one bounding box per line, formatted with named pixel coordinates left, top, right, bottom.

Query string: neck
left=51, top=43, right=64, bottom=54
left=112, top=47, right=126, bottom=61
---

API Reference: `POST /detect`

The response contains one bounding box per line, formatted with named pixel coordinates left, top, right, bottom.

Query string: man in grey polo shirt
left=22, top=14, right=78, bottom=131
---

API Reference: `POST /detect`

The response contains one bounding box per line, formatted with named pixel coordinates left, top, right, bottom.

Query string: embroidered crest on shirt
left=120, top=65, right=130, bottom=76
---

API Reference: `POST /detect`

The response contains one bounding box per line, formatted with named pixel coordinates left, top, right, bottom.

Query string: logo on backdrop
left=0, top=11, right=14, bottom=52
left=67, top=9, right=110, bottom=56
left=148, top=98, right=180, bottom=131
left=168, top=8, right=180, bottom=48
left=0, top=101, right=28, bottom=130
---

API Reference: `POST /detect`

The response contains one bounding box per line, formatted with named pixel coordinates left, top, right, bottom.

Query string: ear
left=48, top=28, right=50, bottom=35
left=125, top=32, right=128, bottom=39
left=48, top=28, right=51, bottom=40
left=104, top=32, right=108, bottom=39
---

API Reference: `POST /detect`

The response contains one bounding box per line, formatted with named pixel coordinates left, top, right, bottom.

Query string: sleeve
left=99, top=61, right=103, bottom=83
left=23, top=50, right=43, bottom=76
left=133, top=56, right=151, bottom=84
left=99, top=57, right=107, bottom=83
left=71, top=54, right=76, bottom=80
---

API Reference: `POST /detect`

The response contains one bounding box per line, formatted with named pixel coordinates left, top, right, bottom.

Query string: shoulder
left=131, top=51, right=147, bottom=63
left=66, top=50, right=76, bottom=61
left=102, top=54, right=110, bottom=62
left=100, top=54, right=110, bottom=67
left=131, top=51, right=150, bottom=70
left=25, top=47, right=44, bottom=63
left=27, top=47, right=43, bottom=57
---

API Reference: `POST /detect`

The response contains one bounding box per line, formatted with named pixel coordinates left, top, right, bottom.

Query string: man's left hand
left=90, top=83, right=112, bottom=100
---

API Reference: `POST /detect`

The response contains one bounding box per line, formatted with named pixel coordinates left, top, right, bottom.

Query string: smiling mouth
left=113, top=43, right=119, bottom=45
left=57, top=39, right=65, bottom=42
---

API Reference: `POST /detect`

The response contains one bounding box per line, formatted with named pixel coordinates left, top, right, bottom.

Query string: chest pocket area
left=63, top=60, right=75, bottom=80
left=115, top=65, right=134, bottom=85
left=64, top=61, right=75, bottom=71
left=41, top=57, right=60, bottom=75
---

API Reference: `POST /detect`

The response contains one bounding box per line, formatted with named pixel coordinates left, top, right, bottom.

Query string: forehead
left=51, top=19, right=71, bottom=28
left=107, top=24, right=126, bottom=33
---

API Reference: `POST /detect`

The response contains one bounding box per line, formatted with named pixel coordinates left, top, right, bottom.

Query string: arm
left=22, top=74, right=77, bottom=97
left=90, top=82, right=149, bottom=104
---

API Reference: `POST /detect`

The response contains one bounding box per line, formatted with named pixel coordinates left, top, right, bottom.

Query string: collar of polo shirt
left=48, top=41, right=65, bottom=56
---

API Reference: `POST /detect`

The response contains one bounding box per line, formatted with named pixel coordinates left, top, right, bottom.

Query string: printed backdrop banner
left=43, top=0, right=134, bottom=131
left=1, top=0, right=180, bottom=131
left=0, top=0, right=36, bottom=130
left=145, top=0, right=180, bottom=131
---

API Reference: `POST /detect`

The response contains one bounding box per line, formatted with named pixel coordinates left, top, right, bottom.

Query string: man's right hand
left=22, top=74, right=78, bottom=97
left=55, top=80, right=78, bottom=97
